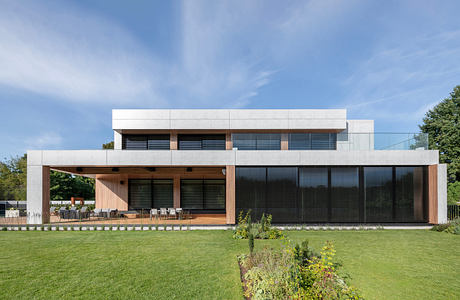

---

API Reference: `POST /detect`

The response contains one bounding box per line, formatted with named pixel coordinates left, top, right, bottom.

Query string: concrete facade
left=26, top=109, right=448, bottom=225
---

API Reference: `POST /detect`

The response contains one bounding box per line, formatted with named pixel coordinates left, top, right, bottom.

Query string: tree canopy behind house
left=0, top=155, right=95, bottom=201
left=419, top=85, right=460, bottom=204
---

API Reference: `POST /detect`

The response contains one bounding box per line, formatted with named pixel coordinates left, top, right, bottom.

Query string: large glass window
left=330, top=168, right=359, bottom=222
left=235, top=166, right=427, bottom=223
left=364, top=167, right=393, bottom=222
left=299, top=168, right=329, bottom=222
left=123, top=134, right=170, bottom=150
left=129, top=179, right=173, bottom=209
left=266, top=167, right=298, bottom=222
left=395, top=167, right=425, bottom=222
left=232, top=133, right=281, bottom=150
left=235, top=167, right=266, bottom=219
left=178, top=134, right=225, bottom=150
left=288, top=133, right=337, bottom=150
left=181, top=179, right=225, bottom=210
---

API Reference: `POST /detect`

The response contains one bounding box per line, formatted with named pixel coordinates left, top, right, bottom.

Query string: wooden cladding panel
left=226, top=132, right=233, bottom=150
left=170, top=131, right=178, bottom=150
left=95, top=174, right=128, bottom=210
left=173, top=175, right=180, bottom=208
left=226, top=165, right=236, bottom=224
left=42, top=166, right=50, bottom=223
left=281, top=133, right=289, bottom=150
left=428, top=164, right=438, bottom=224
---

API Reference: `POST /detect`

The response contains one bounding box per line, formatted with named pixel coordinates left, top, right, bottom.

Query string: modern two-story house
left=27, top=109, right=447, bottom=225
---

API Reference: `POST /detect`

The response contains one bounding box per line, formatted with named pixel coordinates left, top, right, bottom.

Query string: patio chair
left=70, top=206, right=78, bottom=219
left=150, top=209, right=159, bottom=220
left=176, top=208, right=183, bottom=220
left=50, top=206, right=56, bottom=216
left=168, top=208, right=177, bottom=220
left=160, top=208, right=168, bottom=220
left=101, top=208, right=110, bottom=219
left=59, top=207, right=67, bottom=219
left=108, top=208, right=118, bottom=218
left=79, top=206, right=89, bottom=219
left=91, top=208, right=102, bottom=219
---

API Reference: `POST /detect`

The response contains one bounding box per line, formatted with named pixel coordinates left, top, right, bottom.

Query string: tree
left=419, top=85, right=460, bottom=204
left=0, top=154, right=27, bottom=200
left=102, top=141, right=114, bottom=149
left=50, top=171, right=95, bottom=200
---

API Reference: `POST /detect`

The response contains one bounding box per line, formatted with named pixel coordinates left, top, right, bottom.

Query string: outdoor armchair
left=150, top=209, right=159, bottom=220
left=168, top=208, right=177, bottom=220
left=160, top=208, right=168, bottom=219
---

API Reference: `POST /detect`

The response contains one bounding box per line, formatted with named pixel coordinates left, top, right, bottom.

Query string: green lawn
left=0, top=230, right=459, bottom=300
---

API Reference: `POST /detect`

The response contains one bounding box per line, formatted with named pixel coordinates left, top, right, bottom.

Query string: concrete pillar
left=173, top=175, right=181, bottom=208
left=27, top=165, right=50, bottom=224
left=226, top=165, right=235, bottom=224
left=437, top=164, right=447, bottom=224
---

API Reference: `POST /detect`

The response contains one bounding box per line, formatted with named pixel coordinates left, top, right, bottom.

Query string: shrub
left=233, top=210, right=284, bottom=240
left=431, top=218, right=460, bottom=234
left=239, top=240, right=362, bottom=299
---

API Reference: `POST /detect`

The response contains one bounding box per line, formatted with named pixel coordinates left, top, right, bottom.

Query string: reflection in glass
left=299, top=168, right=328, bottom=222
left=331, top=168, right=359, bottom=222
left=364, top=167, right=392, bottom=222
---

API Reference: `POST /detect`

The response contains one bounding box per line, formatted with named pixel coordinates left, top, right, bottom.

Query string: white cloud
left=341, top=30, right=460, bottom=122
left=0, top=0, right=163, bottom=105
left=25, top=132, right=63, bottom=149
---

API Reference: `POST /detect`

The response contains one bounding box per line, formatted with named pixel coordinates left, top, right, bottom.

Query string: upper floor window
left=122, top=134, right=170, bottom=150
left=178, top=134, right=225, bottom=150
left=289, top=133, right=337, bottom=150
left=232, top=133, right=281, bottom=150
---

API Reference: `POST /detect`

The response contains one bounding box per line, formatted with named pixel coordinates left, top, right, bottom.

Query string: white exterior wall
left=112, top=109, right=347, bottom=130
left=337, top=120, right=374, bottom=151
left=114, top=131, right=122, bottom=150
left=27, top=165, right=44, bottom=224
left=438, top=164, right=448, bottom=224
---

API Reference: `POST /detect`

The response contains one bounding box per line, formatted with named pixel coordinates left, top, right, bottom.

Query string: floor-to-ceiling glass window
left=181, top=179, right=225, bottom=212
left=235, top=167, right=266, bottom=219
left=330, top=167, right=360, bottom=222
left=266, top=167, right=298, bottom=223
left=395, top=167, right=425, bottom=222
left=129, top=179, right=173, bottom=210
left=299, top=168, right=329, bottom=222
left=364, top=167, right=393, bottom=222
left=232, top=133, right=281, bottom=150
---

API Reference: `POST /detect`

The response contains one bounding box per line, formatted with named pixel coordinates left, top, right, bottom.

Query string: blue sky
left=1, top=0, right=459, bottom=159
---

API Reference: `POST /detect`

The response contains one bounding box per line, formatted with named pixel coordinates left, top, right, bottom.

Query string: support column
left=281, top=133, right=288, bottom=150
left=428, top=164, right=438, bottom=224
left=27, top=165, right=50, bottom=224
left=226, top=165, right=236, bottom=224
left=437, top=164, right=447, bottom=224
left=226, top=132, right=233, bottom=150
left=173, top=175, right=181, bottom=208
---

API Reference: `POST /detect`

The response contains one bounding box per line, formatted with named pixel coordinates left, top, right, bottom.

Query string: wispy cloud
left=341, top=29, right=460, bottom=122
left=0, top=0, right=163, bottom=105
left=25, top=132, right=62, bottom=149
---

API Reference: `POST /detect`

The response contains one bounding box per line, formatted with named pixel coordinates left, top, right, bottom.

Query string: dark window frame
left=178, top=134, right=226, bottom=150
left=122, top=134, right=170, bottom=150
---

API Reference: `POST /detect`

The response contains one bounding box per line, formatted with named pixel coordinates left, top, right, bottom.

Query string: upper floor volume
left=112, top=109, right=428, bottom=151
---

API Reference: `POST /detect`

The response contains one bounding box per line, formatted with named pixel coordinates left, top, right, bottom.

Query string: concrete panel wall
left=337, top=120, right=374, bottom=151
left=112, top=109, right=348, bottom=130
left=438, top=164, right=448, bottom=224
left=27, top=165, right=48, bottom=224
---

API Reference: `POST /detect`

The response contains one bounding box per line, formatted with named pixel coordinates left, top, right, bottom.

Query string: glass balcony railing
left=336, top=132, right=428, bottom=151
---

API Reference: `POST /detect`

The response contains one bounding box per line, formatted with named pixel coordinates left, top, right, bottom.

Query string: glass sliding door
left=395, top=167, right=425, bottom=222
left=235, top=167, right=266, bottom=219
left=181, top=179, right=226, bottom=212
left=299, top=168, right=328, bottom=222
left=152, top=180, right=173, bottom=208
left=266, top=167, right=298, bottom=223
left=330, top=167, right=359, bottom=222
left=129, top=179, right=152, bottom=210
left=364, top=167, right=393, bottom=222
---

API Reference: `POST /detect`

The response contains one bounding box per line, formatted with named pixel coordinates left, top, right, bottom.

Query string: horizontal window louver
left=204, top=180, right=225, bottom=209
left=123, top=135, right=148, bottom=150
left=123, top=134, right=170, bottom=150
left=153, top=180, right=173, bottom=208
left=181, top=180, right=203, bottom=209
left=178, top=135, right=225, bottom=150
left=129, top=179, right=151, bottom=209
left=232, top=133, right=281, bottom=150
left=148, top=135, right=170, bottom=150
left=289, top=133, right=311, bottom=150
